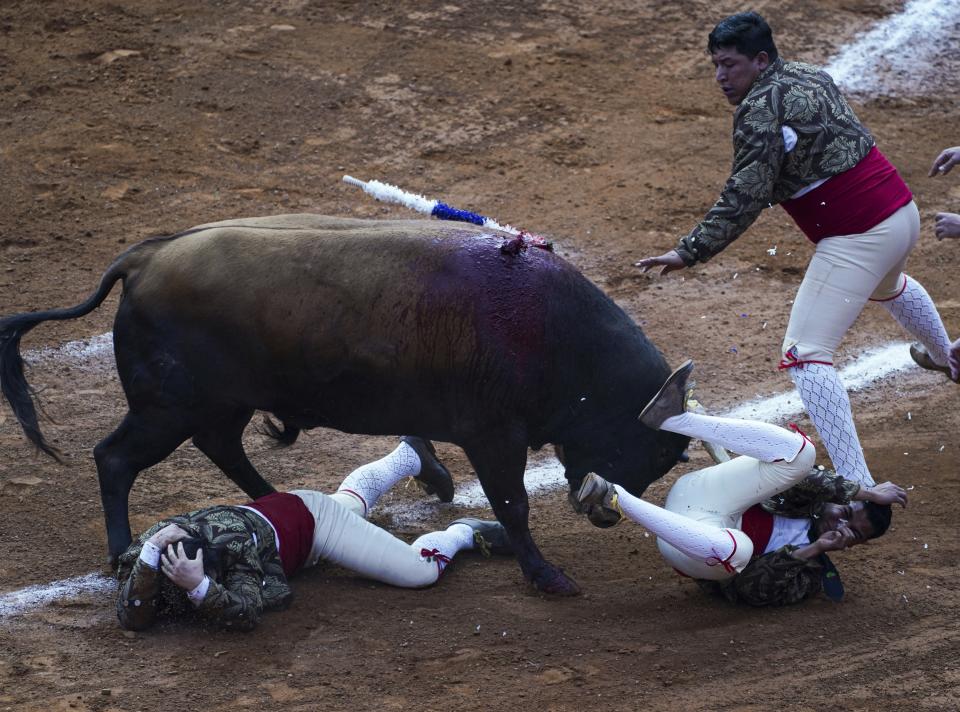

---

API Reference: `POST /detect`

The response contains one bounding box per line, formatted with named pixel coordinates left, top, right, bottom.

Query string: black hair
left=863, top=502, right=892, bottom=539
left=707, top=11, right=779, bottom=62
left=177, top=536, right=225, bottom=576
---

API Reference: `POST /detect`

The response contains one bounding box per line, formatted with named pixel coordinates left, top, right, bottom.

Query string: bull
left=0, top=215, right=688, bottom=595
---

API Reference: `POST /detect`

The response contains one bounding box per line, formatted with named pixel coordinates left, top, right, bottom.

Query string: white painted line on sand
left=725, top=341, right=915, bottom=423
left=26, top=331, right=115, bottom=371
left=824, top=0, right=960, bottom=97
left=0, top=573, right=116, bottom=619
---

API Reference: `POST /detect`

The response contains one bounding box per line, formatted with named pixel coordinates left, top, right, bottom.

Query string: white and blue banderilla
left=342, top=175, right=550, bottom=250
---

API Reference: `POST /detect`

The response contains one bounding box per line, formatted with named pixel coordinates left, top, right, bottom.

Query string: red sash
left=781, top=146, right=912, bottom=243
left=740, top=504, right=774, bottom=558
left=245, top=493, right=315, bottom=576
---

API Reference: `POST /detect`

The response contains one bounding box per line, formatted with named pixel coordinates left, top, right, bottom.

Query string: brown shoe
left=639, top=359, right=694, bottom=429
left=909, top=343, right=956, bottom=381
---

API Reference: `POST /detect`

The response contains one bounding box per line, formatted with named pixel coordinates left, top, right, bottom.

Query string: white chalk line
left=25, top=331, right=116, bottom=372
left=1, top=340, right=926, bottom=617
left=0, top=573, right=116, bottom=619
left=824, top=0, right=960, bottom=97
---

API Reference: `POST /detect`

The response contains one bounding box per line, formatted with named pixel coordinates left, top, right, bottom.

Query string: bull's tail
left=0, top=260, right=129, bottom=461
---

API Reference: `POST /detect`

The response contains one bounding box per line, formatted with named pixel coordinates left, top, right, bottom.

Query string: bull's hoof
left=103, top=554, right=119, bottom=574
left=530, top=567, right=581, bottom=596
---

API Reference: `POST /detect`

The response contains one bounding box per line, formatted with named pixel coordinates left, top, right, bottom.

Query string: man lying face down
left=116, top=437, right=510, bottom=631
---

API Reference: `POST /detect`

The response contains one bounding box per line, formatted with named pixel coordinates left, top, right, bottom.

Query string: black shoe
left=401, top=436, right=455, bottom=503
left=449, top=518, right=513, bottom=556
left=638, top=359, right=694, bottom=429
left=909, top=343, right=956, bottom=381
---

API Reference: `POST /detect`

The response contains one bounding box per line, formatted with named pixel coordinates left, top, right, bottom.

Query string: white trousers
left=782, top=201, right=919, bottom=364
left=656, top=442, right=816, bottom=580
left=291, top=489, right=443, bottom=588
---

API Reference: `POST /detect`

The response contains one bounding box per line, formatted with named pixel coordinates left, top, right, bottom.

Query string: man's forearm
left=791, top=542, right=824, bottom=561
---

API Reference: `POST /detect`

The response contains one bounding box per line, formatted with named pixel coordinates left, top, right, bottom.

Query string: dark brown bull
left=0, top=215, right=687, bottom=594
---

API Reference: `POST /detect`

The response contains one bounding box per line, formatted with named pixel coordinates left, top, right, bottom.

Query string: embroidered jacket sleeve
left=116, top=521, right=166, bottom=631
left=675, top=94, right=785, bottom=265
left=761, top=466, right=860, bottom=518
left=698, top=545, right=823, bottom=606
left=675, top=59, right=874, bottom=265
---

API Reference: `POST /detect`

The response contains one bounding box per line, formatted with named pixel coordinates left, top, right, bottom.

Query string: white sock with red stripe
left=335, top=441, right=421, bottom=517
left=612, top=485, right=737, bottom=566
left=880, top=274, right=951, bottom=366
left=789, top=363, right=874, bottom=486
left=410, top=523, right=475, bottom=576
left=659, top=412, right=806, bottom=462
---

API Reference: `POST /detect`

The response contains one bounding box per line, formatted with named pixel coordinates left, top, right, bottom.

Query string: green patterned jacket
left=696, top=467, right=860, bottom=607
left=675, top=58, right=875, bottom=265
left=116, top=505, right=292, bottom=631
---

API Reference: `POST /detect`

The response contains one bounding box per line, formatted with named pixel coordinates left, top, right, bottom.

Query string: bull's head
left=557, top=417, right=689, bottom=511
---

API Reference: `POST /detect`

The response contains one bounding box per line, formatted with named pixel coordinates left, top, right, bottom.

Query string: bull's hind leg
left=191, top=407, right=275, bottom=500
left=464, top=428, right=580, bottom=596
left=94, top=410, right=193, bottom=565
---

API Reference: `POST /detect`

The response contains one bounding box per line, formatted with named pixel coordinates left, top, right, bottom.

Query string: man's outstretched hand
left=635, top=249, right=687, bottom=275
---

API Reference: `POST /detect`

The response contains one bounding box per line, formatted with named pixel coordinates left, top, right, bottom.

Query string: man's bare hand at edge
left=929, top=146, right=960, bottom=177
left=934, top=212, right=960, bottom=240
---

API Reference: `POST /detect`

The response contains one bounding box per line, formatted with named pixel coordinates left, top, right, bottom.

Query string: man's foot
left=575, top=473, right=623, bottom=525
left=909, top=343, right=956, bottom=381
left=401, top=436, right=455, bottom=503
left=639, top=359, right=694, bottom=429
left=449, top=518, right=513, bottom=556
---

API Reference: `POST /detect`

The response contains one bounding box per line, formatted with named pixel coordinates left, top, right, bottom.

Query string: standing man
left=636, top=11, right=953, bottom=487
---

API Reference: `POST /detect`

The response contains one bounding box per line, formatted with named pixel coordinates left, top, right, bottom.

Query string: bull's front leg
left=463, top=428, right=580, bottom=596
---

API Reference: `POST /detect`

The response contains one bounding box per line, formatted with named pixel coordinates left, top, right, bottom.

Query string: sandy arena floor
left=1, top=1, right=959, bottom=710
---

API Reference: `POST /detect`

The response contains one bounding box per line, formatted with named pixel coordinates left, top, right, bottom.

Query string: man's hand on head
left=815, top=527, right=857, bottom=553
left=148, top=523, right=189, bottom=550
left=929, top=146, right=960, bottom=177
left=859, top=481, right=908, bottom=508
left=161, top=542, right=205, bottom=591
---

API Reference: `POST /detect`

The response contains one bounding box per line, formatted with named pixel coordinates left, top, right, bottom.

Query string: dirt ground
left=2, top=0, right=959, bottom=709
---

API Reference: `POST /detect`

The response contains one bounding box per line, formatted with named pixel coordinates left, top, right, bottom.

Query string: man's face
left=815, top=502, right=876, bottom=547
left=711, top=47, right=769, bottom=105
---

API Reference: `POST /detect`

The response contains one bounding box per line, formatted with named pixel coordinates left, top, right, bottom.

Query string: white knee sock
left=881, top=275, right=951, bottom=366
left=335, top=441, right=421, bottom=517
left=789, top=363, right=874, bottom=486
left=659, top=412, right=805, bottom=462
left=613, top=485, right=737, bottom=569
left=410, top=523, right=476, bottom=578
